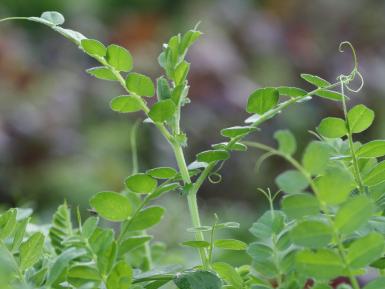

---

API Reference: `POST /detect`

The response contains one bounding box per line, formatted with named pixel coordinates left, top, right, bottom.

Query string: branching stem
left=244, top=141, right=360, bottom=289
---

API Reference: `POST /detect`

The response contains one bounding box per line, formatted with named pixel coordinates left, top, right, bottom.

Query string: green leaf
left=295, top=249, right=344, bottom=280
left=0, top=209, right=17, bottom=240
left=247, top=242, right=273, bottom=261
left=81, top=217, right=99, bottom=239
left=335, top=195, right=374, bottom=234
left=281, top=193, right=319, bottom=219
left=214, top=239, right=247, bottom=250
left=274, top=129, right=296, bottom=155
left=175, top=61, right=190, bottom=84
left=119, top=236, right=152, bottom=256
left=277, top=86, right=307, bottom=97
left=148, top=182, right=180, bottom=200
left=363, top=277, right=385, bottom=289
left=11, top=217, right=29, bottom=251
left=181, top=241, right=210, bottom=248
left=302, top=141, right=332, bottom=175
left=19, top=232, right=45, bottom=271
left=90, top=191, right=132, bottom=222
left=357, top=140, right=385, bottom=158
left=212, top=142, right=247, bottom=152
left=49, top=202, right=72, bottom=254
left=315, top=89, right=343, bottom=101
left=126, top=72, right=154, bottom=97
left=196, top=149, right=230, bottom=163
left=148, top=99, right=176, bottom=122
left=47, top=248, right=87, bottom=285
left=156, top=77, right=171, bottom=100
left=86, top=66, right=118, bottom=81
left=220, top=126, right=256, bottom=138
left=89, top=228, right=114, bottom=255
left=106, top=44, right=133, bottom=72
left=290, top=220, right=332, bottom=248
left=212, top=262, right=243, bottom=288
left=347, top=104, right=375, bottom=133
left=147, top=167, right=177, bottom=179
left=300, top=73, right=331, bottom=88
left=246, top=87, right=279, bottom=114
left=275, top=170, right=308, bottom=194
left=180, top=29, right=202, bottom=56
left=81, top=39, right=106, bottom=57
left=174, top=270, right=222, bottom=289
left=106, top=261, right=133, bottom=289
left=67, top=265, right=101, bottom=287
left=126, top=206, right=165, bottom=231
left=98, top=240, right=117, bottom=275
left=125, top=173, right=157, bottom=194
left=249, top=211, right=285, bottom=240
left=314, top=166, right=354, bottom=205
left=317, top=117, right=347, bottom=138
left=347, top=232, right=385, bottom=269
left=41, top=11, right=65, bottom=25
left=51, top=26, right=86, bottom=44
left=171, top=84, right=187, bottom=105
left=110, top=95, right=143, bottom=113
left=364, top=160, right=385, bottom=187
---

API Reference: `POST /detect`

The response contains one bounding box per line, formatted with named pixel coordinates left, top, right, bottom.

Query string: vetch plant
left=1, top=11, right=385, bottom=289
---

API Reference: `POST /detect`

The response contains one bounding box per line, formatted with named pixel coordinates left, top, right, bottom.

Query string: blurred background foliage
left=1, top=0, right=385, bottom=265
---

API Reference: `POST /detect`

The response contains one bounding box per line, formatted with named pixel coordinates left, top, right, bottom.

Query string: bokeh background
left=1, top=0, right=385, bottom=265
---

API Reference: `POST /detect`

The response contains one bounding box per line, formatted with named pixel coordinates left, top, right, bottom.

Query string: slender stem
left=172, top=142, right=208, bottom=267
left=244, top=141, right=360, bottom=289
left=0, top=17, right=29, bottom=23
left=130, top=120, right=140, bottom=175
left=339, top=79, right=365, bottom=194
left=101, top=57, right=208, bottom=266
left=188, top=81, right=342, bottom=207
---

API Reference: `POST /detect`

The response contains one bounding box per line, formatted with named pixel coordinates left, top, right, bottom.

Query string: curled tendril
left=338, top=41, right=364, bottom=93
left=208, top=172, right=222, bottom=184
left=254, top=152, right=275, bottom=173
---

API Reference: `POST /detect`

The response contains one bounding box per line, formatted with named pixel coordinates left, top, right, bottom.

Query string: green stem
left=130, top=120, right=140, bottom=174
left=0, top=17, right=29, bottom=23
left=172, top=141, right=209, bottom=267
left=103, top=57, right=208, bottom=266
left=340, top=79, right=365, bottom=194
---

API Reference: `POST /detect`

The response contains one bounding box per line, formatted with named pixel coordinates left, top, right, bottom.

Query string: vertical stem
left=340, top=79, right=365, bottom=194
left=172, top=142, right=208, bottom=267
left=129, top=119, right=152, bottom=270
left=107, top=60, right=207, bottom=266
left=130, top=120, right=140, bottom=174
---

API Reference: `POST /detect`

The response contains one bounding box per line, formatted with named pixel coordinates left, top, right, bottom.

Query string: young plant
left=1, top=10, right=385, bottom=289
